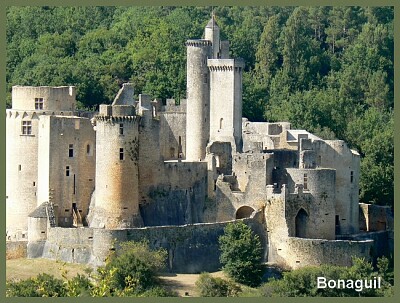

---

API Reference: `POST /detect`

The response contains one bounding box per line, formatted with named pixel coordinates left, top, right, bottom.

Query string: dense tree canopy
left=6, top=6, right=393, bottom=206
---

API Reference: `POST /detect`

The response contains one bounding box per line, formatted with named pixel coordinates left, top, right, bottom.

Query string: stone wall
left=359, top=203, right=393, bottom=232
left=159, top=112, right=186, bottom=160
left=337, top=230, right=393, bottom=264
left=140, top=161, right=207, bottom=226
left=30, top=218, right=266, bottom=273
left=279, top=237, right=373, bottom=269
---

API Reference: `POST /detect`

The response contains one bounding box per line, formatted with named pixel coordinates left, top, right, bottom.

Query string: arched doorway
left=235, top=206, right=255, bottom=219
left=295, top=208, right=308, bottom=238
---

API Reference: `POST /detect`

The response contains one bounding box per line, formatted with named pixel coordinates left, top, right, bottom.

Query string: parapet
left=99, top=104, right=135, bottom=117
left=11, top=85, right=76, bottom=111
left=161, top=99, right=187, bottom=113
left=208, top=58, right=245, bottom=71
left=185, top=39, right=212, bottom=47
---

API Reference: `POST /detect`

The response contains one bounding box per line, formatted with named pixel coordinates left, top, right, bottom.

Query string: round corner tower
left=90, top=105, right=143, bottom=229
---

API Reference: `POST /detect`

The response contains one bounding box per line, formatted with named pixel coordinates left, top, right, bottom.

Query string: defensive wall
left=28, top=217, right=267, bottom=273
left=276, top=237, right=374, bottom=269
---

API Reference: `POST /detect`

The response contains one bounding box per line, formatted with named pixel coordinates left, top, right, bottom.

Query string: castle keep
left=6, top=17, right=392, bottom=271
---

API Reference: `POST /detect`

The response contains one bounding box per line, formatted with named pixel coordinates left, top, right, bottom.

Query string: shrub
left=195, top=273, right=241, bottom=297
left=219, top=221, right=264, bottom=287
left=100, top=241, right=168, bottom=295
left=6, top=273, right=66, bottom=297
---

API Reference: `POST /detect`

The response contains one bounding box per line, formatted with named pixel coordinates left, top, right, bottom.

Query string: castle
left=6, top=17, right=392, bottom=272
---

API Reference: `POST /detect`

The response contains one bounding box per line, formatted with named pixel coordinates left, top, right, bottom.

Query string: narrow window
left=73, top=174, right=76, bottom=195
left=66, top=166, right=70, bottom=176
left=350, top=171, right=354, bottom=183
left=21, top=121, right=32, bottom=135
left=219, top=118, right=223, bottom=130
left=120, top=148, right=124, bottom=160
left=335, top=215, right=340, bottom=234
left=303, top=173, right=308, bottom=190
left=33, top=181, right=36, bottom=186
left=34, top=98, right=44, bottom=110
left=69, top=144, right=74, bottom=157
left=178, top=136, right=182, bottom=158
left=18, top=165, right=21, bottom=171
left=86, top=144, right=91, bottom=155
left=119, top=123, right=124, bottom=135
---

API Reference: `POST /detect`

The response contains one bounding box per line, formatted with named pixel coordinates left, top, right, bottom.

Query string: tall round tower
left=90, top=105, right=143, bottom=229
left=185, top=39, right=211, bottom=161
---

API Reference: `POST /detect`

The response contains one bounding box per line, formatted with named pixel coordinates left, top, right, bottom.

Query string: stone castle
left=6, top=17, right=393, bottom=272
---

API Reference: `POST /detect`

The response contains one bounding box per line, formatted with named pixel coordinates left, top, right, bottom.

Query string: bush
left=100, top=241, right=168, bottom=295
left=6, top=273, right=66, bottom=297
left=195, top=273, right=241, bottom=297
left=6, top=241, right=173, bottom=297
left=259, top=257, right=394, bottom=297
left=219, top=221, right=264, bottom=287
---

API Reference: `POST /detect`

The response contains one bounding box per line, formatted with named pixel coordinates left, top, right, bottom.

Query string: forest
left=6, top=6, right=394, bottom=207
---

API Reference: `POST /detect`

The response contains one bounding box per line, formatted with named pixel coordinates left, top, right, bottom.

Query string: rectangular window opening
left=119, top=123, right=124, bottom=135
left=350, top=171, right=354, bottom=183
left=66, top=166, right=70, bottom=177
left=21, top=121, right=32, bottom=135
left=119, top=148, right=124, bottom=160
left=69, top=144, right=74, bottom=157
left=303, top=173, right=308, bottom=190
left=35, top=98, right=44, bottom=110
left=18, top=165, right=21, bottom=171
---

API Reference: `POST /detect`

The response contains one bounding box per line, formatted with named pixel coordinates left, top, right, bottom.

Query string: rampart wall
left=279, top=237, right=374, bottom=269
left=28, top=218, right=266, bottom=273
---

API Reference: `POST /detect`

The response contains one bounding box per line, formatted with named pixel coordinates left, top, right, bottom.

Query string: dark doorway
left=295, top=208, right=308, bottom=238
left=235, top=206, right=255, bottom=219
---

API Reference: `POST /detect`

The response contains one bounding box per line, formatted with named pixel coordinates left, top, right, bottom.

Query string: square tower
left=208, top=58, right=244, bottom=152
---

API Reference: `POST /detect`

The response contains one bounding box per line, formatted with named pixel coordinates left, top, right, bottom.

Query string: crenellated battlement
left=94, top=115, right=139, bottom=123
left=185, top=39, right=212, bottom=47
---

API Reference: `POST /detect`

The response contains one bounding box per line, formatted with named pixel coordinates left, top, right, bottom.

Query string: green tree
left=219, top=221, right=264, bottom=287
left=101, top=241, right=167, bottom=294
